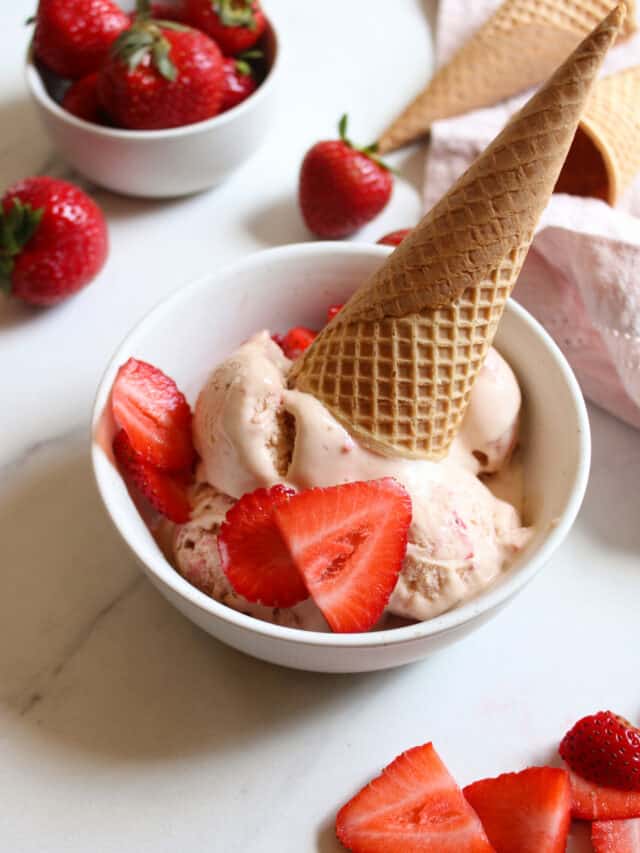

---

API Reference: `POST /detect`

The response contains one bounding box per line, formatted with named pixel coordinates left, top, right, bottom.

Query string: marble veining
left=14, top=576, right=143, bottom=717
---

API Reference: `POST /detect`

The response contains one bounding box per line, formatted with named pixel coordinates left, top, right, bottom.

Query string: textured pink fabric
left=423, top=1, right=640, bottom=429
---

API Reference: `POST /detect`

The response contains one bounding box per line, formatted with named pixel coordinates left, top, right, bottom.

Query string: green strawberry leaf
left=338, top=113, right=349, bottom=142
left=152, top=38, right=177, bottom=81
left=336, top=114, right=393, bottom=172
left=152, top=19, right=189, bottom=31
left=213, top=0, right=256, bottom=29
left=235, top=49, right=262, bottom=76
left=112, top=20, right=179, bottom=81
left=235, top=59, right=252, bottom=76
left=0, top=198, right=43, bottom=284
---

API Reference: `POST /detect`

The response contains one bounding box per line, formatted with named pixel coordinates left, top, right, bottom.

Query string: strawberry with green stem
left=98, top=0, right=225, bottom=130
left=1, top=176, right=108, bottom=306
left=299, top=115, right=394, bottom=239
left=184, top=0, right=267, bottom=55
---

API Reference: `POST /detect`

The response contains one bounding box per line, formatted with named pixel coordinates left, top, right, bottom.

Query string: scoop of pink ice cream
left=184, top=331, right=531, bottom=625
left=452, top=347, right=521, bottom=474
left=388, top=477, right=531, bottom=621
left=193, top=332, right=292, bottom=499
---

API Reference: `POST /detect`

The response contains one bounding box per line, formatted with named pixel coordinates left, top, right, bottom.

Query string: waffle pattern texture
left=581, top=65, right=640, bottom=202
left=377, top=0, right=635, bottom=153
left=291, top=6, right=625, bottom=460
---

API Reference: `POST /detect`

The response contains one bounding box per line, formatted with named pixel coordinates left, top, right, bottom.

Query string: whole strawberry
left=220, top=52, right=259, bottom=112
left=184, top=0, right=266, bottom=55
left=299, top=115, right=394, bottom=239
left=62, top=73, right=108, bottom=124
left=0, top=177, right=108, bottom=306
left=33, top=0, right=129, bottom=79
left=98, top=7, right=225, bottom=130
left=560, top=711, right=640, bottom=792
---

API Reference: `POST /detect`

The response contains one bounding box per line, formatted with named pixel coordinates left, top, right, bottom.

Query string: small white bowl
left=92, top=243, right=591, bottom=673
left=25, top=22, right=280, bottom=198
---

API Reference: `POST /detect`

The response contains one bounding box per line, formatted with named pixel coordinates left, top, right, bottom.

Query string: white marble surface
left=1, top=2, right=639, bottom=850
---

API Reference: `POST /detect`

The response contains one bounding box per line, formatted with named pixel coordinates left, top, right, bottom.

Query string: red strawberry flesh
left=326, top=303, right=344, bottom=323
left=278, top=326, right=317, bottom=360
left=111, top=358, right=195, bottom=472
left=274, top=478, right=411, bottom=633
left=377, top=228, right=412, bottom=246
left=569, top=770, right=640, bottom=820
left=336, top=742, right=494, bottom=852
left=592, top=818, right=640, bottom=852
left=217, top=485, right=308, bottom=608
left=113, top=429, right=191, bottom=524
left=464, top=766, right=570, bottom=853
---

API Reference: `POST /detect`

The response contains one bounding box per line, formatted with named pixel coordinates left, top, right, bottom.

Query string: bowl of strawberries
left=25, top=0, right=279, bottom=197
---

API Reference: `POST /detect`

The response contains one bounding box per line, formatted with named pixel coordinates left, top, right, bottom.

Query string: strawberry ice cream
left=175, top=331, right=531, bottom=628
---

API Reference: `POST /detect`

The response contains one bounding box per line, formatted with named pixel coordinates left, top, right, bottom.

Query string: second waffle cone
left=377, top=0, right=635, bottom=154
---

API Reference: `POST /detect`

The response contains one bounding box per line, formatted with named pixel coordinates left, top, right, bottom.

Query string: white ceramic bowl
left=92, top=243, right=591, bottom=673
left=25, top=21, right=279, bottom=198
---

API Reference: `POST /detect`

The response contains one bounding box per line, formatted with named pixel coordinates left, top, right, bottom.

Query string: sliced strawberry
left=463, top=767, right=570, bottom=853
left=113, top=429, right=191, bottom=524
left=326, top=303, right=344, bottom=323
left=336, top=742, right=494, bottom=852
left=112, top=358, right=195, bottom=472
left=592, top=818, right=640, bottom=852
left=560, top=711, right=640, bottom=792
left=377, top=228, right=412, bottom=246
left=569, top=771, right=640, bottom=820
left=274, top=478, right=411, bottom=633
left=217, top=485, right=308, bottom=608
left=277, top=326, right=317, bottom=360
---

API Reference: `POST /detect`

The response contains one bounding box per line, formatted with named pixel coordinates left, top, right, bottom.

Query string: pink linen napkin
left=423, top=1, right=640, bottom=429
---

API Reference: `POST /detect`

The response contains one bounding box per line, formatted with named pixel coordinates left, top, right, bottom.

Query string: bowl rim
left=24, top=17, right=280, bottom=140
left=91, top=242, right=591, bottom=649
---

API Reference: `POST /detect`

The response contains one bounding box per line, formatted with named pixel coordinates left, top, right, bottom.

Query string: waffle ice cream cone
left=377, top=0, right=635, bottom=154
left=290, top=6, right=625, bottom=461
left=556, top=65, right=640, bottom=203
